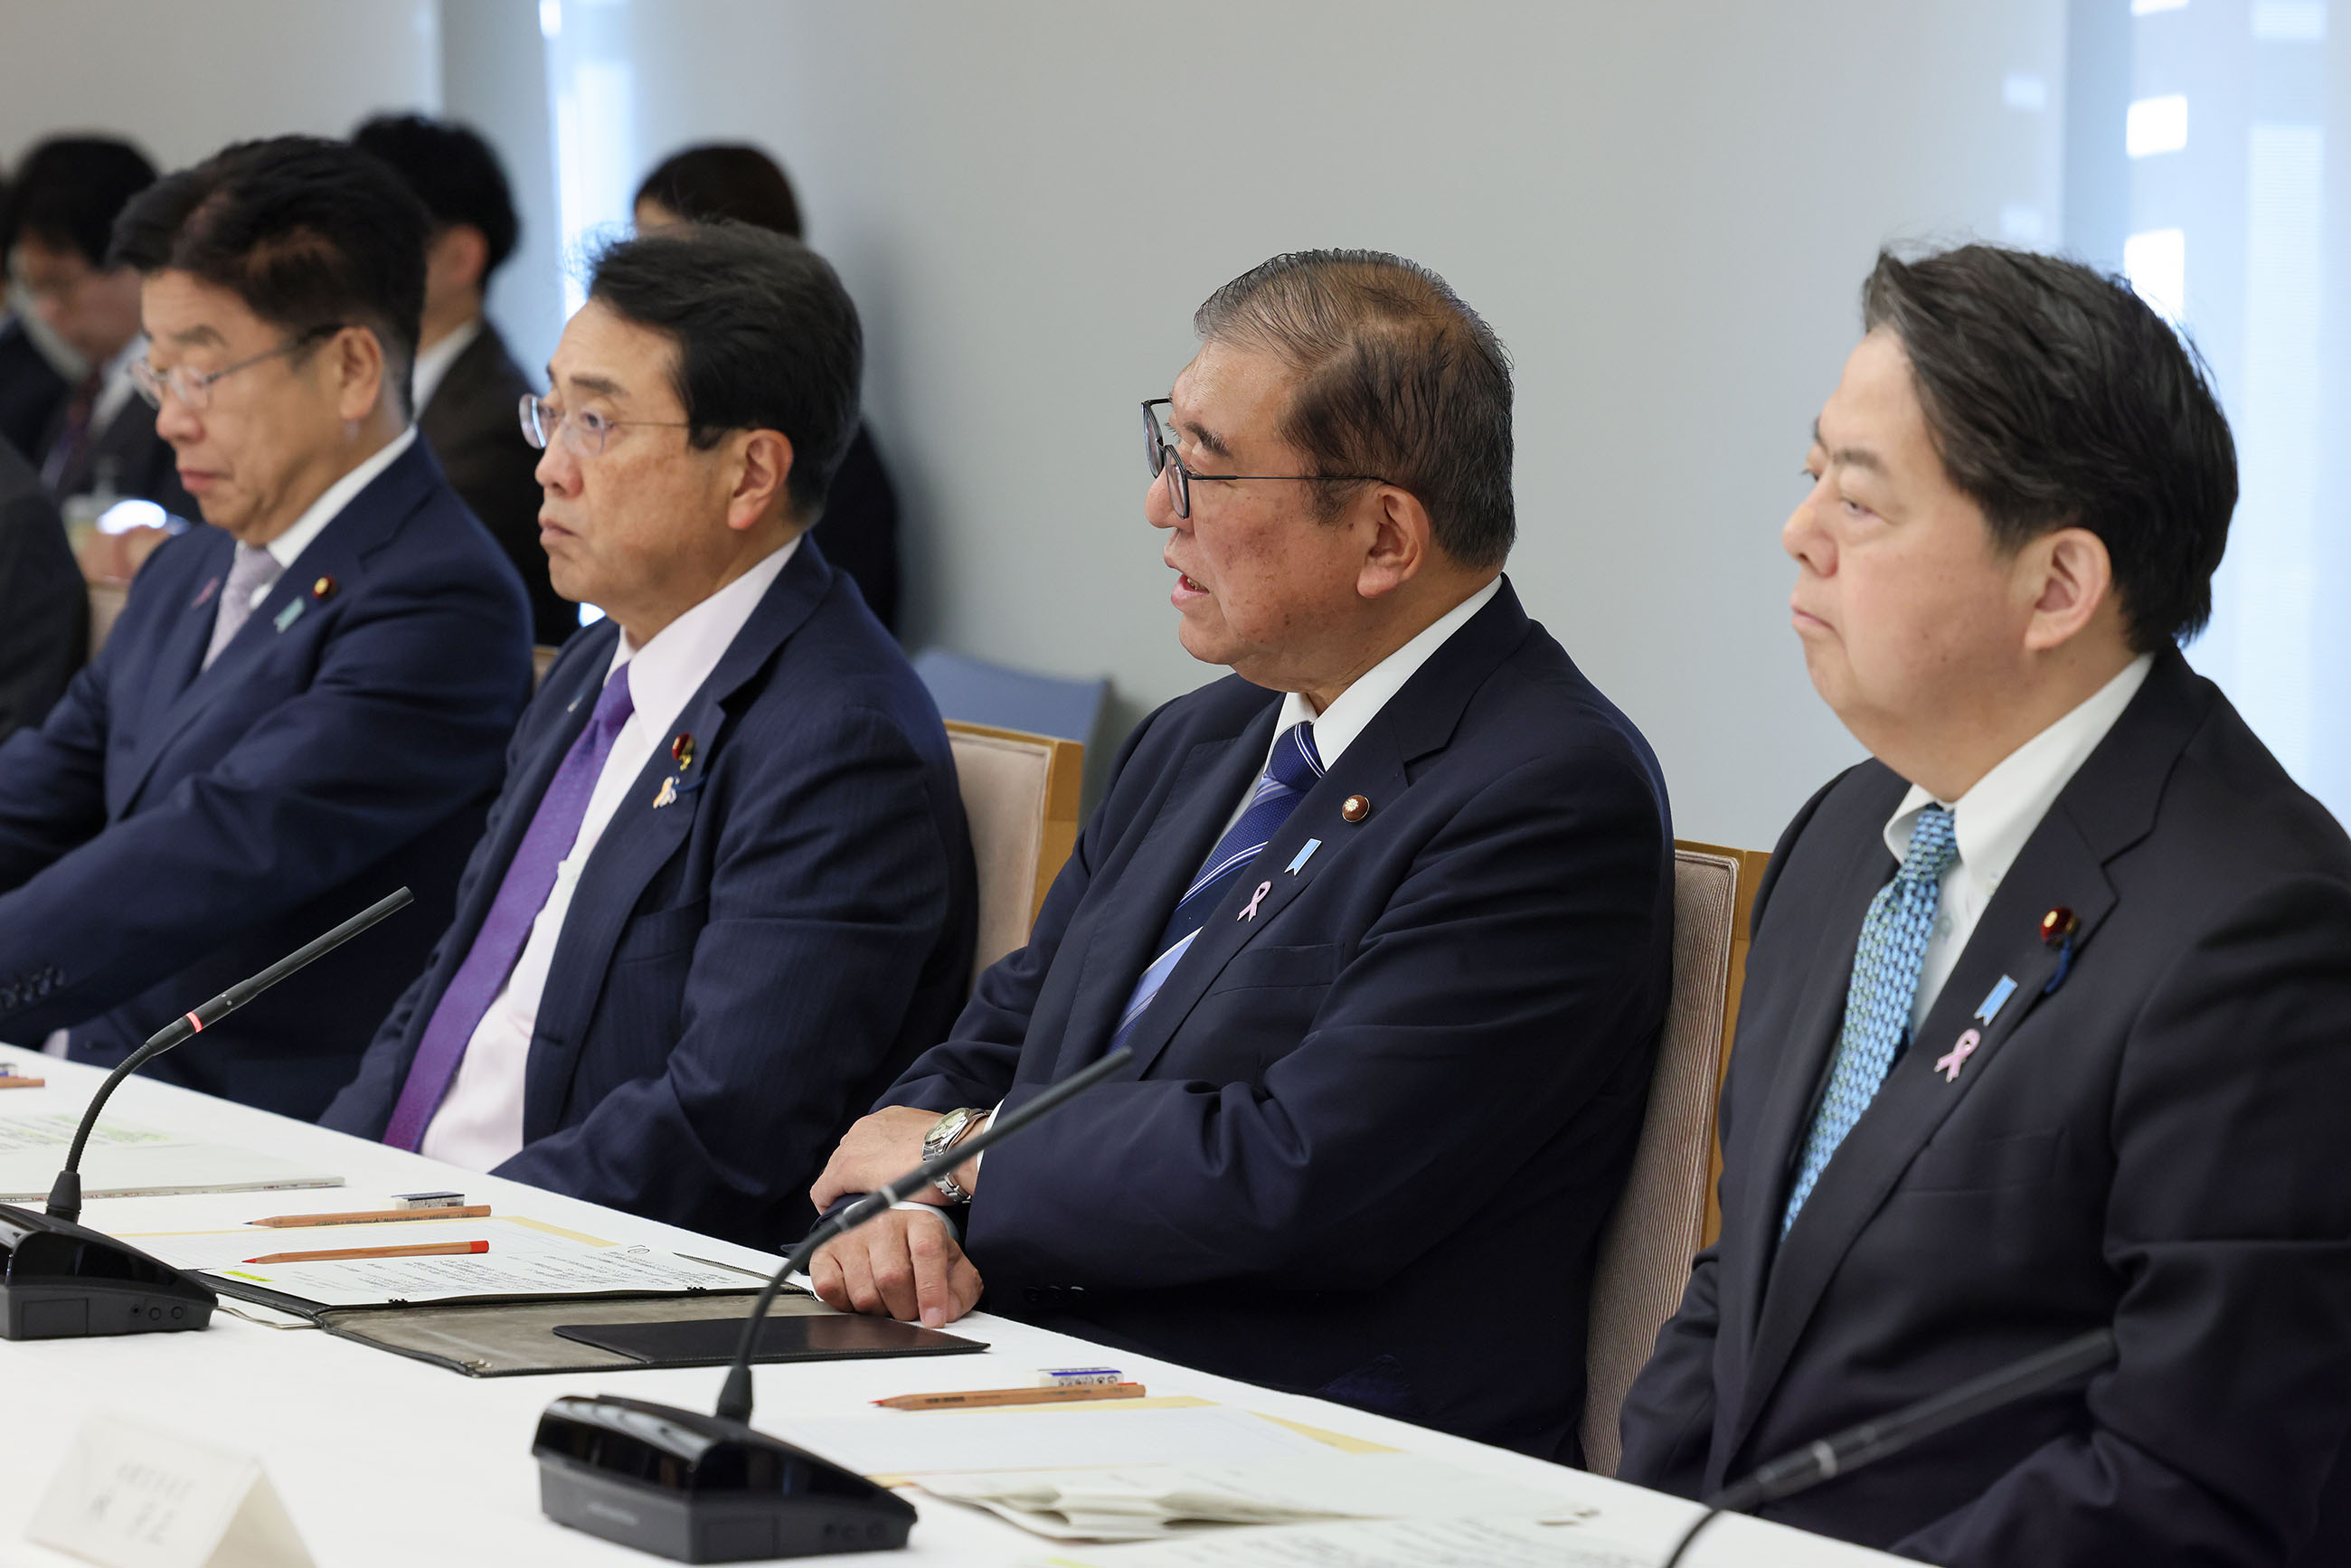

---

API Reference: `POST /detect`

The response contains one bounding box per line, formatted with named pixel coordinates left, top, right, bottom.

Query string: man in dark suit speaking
left=0, top=137, right=532, bottom=1118
left=809, top=250, right=1675, bottom=1462
left=1617, top=246, right=2351, bottom=1565
left=324, top=225, right=975, bottom=1249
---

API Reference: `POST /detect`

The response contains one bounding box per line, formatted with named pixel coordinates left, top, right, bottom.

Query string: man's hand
left=811, top=1104, right=987, bottom=1209
left=810, top=1208, right=983, bottom=1328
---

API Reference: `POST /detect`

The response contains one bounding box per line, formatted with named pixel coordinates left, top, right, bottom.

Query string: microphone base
left=0, top=1203, right=216, bottom=1340
left=534, top=1395, right=915, bottom=1562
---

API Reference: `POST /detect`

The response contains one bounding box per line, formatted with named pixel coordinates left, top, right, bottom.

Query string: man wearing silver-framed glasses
left=324, top=222, right=975, bottom=1250
left=0, top=136, right=532, bottom=1119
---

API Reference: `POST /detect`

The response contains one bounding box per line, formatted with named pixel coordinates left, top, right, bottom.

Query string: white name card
left=27, top=1412, right=313, bottom=1568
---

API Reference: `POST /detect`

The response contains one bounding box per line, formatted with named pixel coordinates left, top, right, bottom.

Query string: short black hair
left=1, top=137, right=158, bottom=268
left=588, top=223, right=859, bottom=520
left=351, top=114, right=520, bottom=278
left=635, top=145, right=802, bottom=239
left=109, top=137, right=430, bottom=419
left=1861, top=244, right=2236, bottom=651
left=1193, top=250, right=1515, bottom=571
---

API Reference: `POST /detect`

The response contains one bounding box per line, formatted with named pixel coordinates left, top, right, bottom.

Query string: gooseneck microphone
left=46, top=886, right=414, bottom=1224
left=1660, top=1327, right=2117, bottom=1567
left=0, top=888, right=412, bottom=1342
left=533, top=1045, right=1135, bottom=1563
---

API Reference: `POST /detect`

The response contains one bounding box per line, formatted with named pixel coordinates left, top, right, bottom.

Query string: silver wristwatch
left=922, top=1106, right=987, bottom=1203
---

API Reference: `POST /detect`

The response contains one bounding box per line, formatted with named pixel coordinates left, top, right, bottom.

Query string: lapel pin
left=311, top=574, right=337, bottom=600
left=671, top=733, right=694, bottom=770
left=1285, top=838, right=1321, bottom=875
left=1340, top=795, right=1372, bottom=824
left=272, top=599, right=307, bottom=633
left=652, top=776, right=678, bottom=809
left=2041, top=906, right=2080, bottom=996
left=1238, top=880, right=1271, bottom=921
left=1935, top=1026, right=1983, bottom=1082
left=1973, top=975, right=2018, bottom=1027
left=192, top=575, right=221, bottom=609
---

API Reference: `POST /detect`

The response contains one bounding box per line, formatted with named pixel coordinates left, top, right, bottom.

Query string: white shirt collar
left=411, top=316, right=484, bottom=417
left=603, top=534, right=801, bottom=744
left=91, top=335, right=144, bottom=427
left=260, top=425, right=418, bottom=571
left=1267, top=575, right=1502, bottom=769
left=1883, top=652, right=2155, bottom=882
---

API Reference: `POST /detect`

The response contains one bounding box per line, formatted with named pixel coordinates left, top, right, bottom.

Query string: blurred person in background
left=354, top=114, right=576, bottom=647
left=636, top=143, right=903, bottom=634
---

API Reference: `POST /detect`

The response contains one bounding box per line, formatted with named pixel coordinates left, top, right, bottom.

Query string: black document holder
left=553, top=1311, right=985, bottom=1366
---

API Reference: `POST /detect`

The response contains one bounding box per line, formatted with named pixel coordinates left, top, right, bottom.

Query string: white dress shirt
left=42, top=426, right=420, bottom=1061
left=91, top=335, right=144, bottom=430
left=1885, top=653, right=2153, bottom=1032
left=410, top=317, right=484, bottom=418
left=420, top=537, right=800, bottom=1169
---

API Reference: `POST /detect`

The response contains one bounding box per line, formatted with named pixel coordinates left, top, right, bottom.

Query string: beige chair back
left=943, top=720, right=1084, bottom=981
left=532, top=644, right=562, bottom=688
left=1581, top=838, right=1770, bottom=1475
left=87, top=583, right=127, bottom=661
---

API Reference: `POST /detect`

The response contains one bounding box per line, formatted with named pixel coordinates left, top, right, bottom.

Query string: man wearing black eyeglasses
left=810, top=250, right=1675, bottom=1465
left=0, top=137, right=532, bottom=1119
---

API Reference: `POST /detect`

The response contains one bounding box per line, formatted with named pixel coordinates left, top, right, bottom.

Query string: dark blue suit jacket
left=883, top=580, right=1674, bottom=1461
left=1618, top=651, right=2351, bottom=1565
left=0, top=439, right=532, bottom=1119
left=324, top=540, right=977, bottom=1250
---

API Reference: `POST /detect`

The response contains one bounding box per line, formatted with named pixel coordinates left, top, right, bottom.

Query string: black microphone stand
left=1659, top=1327, right=2117, bottom=1566
left=0, top=888, right=411, bottom=1341
left=533, top=1045, right=1135, bottom=1563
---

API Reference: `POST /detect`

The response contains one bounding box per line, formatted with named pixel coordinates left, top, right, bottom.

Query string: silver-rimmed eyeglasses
left=519, top=394, right=694, bottom=458
left=131, top=323, right=347, bottom=411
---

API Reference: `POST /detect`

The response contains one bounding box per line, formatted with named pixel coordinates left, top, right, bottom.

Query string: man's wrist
left=922, top=1107, right=987, bottom=1203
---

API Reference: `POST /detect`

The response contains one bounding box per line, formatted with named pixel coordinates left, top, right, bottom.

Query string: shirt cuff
left=892, top=1200, right=959, bottom=1242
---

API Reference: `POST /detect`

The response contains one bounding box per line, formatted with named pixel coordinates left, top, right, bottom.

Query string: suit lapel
left=1723, top=653, right=2196, bottom=1469
left=118, top=445, right=436, bottom=812
left=519, top=539, right=832, bottom=1134
left=1108, top=578, right=1533, bottom=1082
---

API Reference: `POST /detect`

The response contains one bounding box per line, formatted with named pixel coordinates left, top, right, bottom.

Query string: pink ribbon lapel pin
left=1237, top=881, right=1272, bottom=921
left=1935, top=1027, right=1983, bottom=1082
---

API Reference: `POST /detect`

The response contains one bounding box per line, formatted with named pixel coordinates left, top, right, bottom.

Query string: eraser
left=1035, top=1366, right=1123, bottom=1387
left=392, top=1190, right=467, bottom=1209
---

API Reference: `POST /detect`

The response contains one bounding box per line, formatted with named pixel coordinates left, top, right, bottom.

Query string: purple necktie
left=382, top=664, right=636, bottom=1149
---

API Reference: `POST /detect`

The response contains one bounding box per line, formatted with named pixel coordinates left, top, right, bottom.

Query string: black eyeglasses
left=1141, top=398, right=1385, bottom=519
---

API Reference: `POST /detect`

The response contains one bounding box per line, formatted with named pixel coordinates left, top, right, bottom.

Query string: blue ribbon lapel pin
left=1285, top=838, right=1320, bottom=875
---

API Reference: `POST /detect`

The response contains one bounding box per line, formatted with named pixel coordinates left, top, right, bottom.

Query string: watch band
left=922, top=1107, right=985, bottom=1204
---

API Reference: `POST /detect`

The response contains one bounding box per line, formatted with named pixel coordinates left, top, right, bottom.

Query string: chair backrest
left=942, top=720, right=1085, bottom=982
left=1581, top=838, right=1770, bottom=1476
left=531, top=644, right=562, bottom=689
left=87, top=583, right=127, bottom=661
left=913, top=647, right=1109, bottom=746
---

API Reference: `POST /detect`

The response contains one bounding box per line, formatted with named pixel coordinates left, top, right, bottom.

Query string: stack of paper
left=1023, top=1516, right=1649, bottom=1567
left=0, top=1113, right=341, bottom=1202
left=919, top=1451, right=1593, bottom=1543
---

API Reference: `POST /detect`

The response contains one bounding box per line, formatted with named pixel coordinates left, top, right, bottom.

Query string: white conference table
left=0, top=1054, right=1897, bottom=1567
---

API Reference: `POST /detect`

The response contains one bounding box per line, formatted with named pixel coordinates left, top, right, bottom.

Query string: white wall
left=0, top=0, right=2068, bottom=850
left=608, top=0, right=2066, bottom=848
left=0, top=0, right=439, bottom=169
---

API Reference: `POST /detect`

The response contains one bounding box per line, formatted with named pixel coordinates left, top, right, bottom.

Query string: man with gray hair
left=809, top=250, right=1675, bottom=1462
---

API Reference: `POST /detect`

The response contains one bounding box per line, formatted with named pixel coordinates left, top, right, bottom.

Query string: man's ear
left=1355, top=484, right=1433, bottom=601
left=726, top=429, right=797, bottom=533
left=331, top=326, right=390, bottom=423
left=2021, top=524, right=2116, bottom=652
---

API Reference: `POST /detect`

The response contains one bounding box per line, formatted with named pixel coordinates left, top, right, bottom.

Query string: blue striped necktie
left=1107, top=721, right=1324, bottom=1054
left=1781, top=804, right=1959, bottom=1233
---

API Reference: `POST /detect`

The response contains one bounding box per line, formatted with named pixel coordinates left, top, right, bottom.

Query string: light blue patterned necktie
left=1781, top=804, right=1959, bottom=1234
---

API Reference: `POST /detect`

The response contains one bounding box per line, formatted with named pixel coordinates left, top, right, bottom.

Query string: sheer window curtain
left=2072, top=0, right=2351, bottom=822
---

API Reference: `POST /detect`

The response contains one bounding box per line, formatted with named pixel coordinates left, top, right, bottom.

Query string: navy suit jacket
left=1618, top=651, right=2351, bottom=1565
left=323, top=539, right=977, bottom=1250
left=883, top=580, right=1674, bottom=1460
left=0, top=439, right=532, bottom=1119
